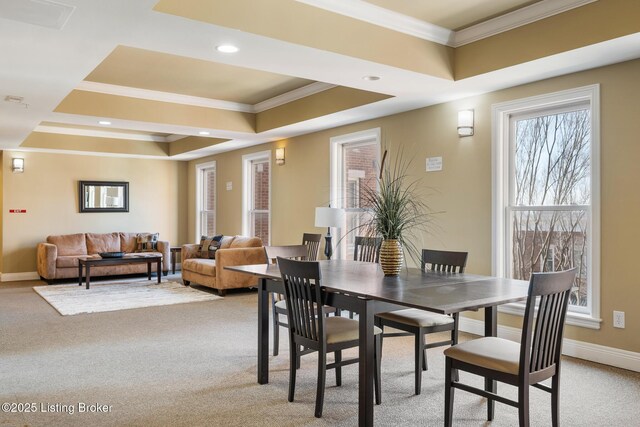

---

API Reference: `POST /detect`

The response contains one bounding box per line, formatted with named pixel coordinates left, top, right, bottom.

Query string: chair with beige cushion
left=277, top=257, right=382, bottom=418
left=444, top=268, right=577, bottom=427
left=181, top=235, right=265, bottom=295
left=375, top=249, right=468, bottom=395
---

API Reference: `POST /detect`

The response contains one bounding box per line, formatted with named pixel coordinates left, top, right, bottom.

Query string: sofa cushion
left=230, top=236, right=263, bottom=248
left=136, top=233, right=159, bottom=252
left=120, top=232, right=138, bottom=253
left=56, top=256, right=82, bottom=268
left=86, top=232, right=121, bottom=254
left=220, top=236, right=235, bottom=249
left=183, top=258, right=216, bottom=276
left=47, top=233, right=87, bottom=256
left=198, top=235, right=223, bottom=259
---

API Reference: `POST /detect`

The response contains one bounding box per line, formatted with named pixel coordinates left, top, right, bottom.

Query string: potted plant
left=356, top=149, right=434, bottom=275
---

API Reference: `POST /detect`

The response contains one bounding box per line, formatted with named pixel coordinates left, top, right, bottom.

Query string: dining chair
left=302, top=233, right=322, bottom=261
left=375, top=249, right=468, bottom=395
left=277, top=256, right=382, bottom=418
left=265, top=245, right=309, bottom=357
left=354, top=236, right=382, bottom=263
left=444, top=268, right=577, bottom=427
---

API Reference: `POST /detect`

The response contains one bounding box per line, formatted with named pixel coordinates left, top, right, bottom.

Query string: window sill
left=498, top=303, right=602, bottom=330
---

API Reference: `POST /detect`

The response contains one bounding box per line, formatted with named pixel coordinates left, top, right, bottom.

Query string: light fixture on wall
left=275, top=147, right=285, bottom=166
left=457, top=110, right=474, bottom=137
left=315, top=207, right=344, bottom=260
left=12, top=158, right=24, bottom=173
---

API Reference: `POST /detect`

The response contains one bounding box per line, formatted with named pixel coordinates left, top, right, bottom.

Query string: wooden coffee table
left=78, top=254, right=163, bottom=289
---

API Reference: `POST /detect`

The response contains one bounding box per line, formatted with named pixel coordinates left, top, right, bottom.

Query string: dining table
left=226, top=259, right=530, bottom=426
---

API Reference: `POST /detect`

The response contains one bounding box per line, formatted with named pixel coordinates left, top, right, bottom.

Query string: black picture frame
left=79, top=181, right=129, bottom=213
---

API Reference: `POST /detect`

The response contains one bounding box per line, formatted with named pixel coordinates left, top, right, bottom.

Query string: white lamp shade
left=457, top=110, right=474, bottom=136
left=315, top=207, right=344, bottom=228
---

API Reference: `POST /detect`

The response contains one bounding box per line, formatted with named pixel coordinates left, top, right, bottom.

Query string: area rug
left=33, top=280, right=222, bottom=316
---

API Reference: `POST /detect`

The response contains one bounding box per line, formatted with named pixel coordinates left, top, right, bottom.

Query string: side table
left=170, top=246, right=182, bottom=274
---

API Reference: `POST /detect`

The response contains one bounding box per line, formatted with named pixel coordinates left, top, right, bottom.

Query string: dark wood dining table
left=226, top=259, right=530, bottom=426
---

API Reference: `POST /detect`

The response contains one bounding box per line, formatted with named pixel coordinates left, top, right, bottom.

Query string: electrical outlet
left=613, top=311, right=625, bottom=329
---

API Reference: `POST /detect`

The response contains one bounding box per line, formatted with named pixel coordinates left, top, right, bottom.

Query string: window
left=493, top=85, right=600, bottom=328
left=330, top=128, right=380, bottom=259
left=243, top=151, right=271, bottom=245
left=196, top=161, right=216, bottom=239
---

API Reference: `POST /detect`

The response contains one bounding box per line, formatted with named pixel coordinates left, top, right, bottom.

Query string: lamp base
left=324, top=232, right=333, bottom=260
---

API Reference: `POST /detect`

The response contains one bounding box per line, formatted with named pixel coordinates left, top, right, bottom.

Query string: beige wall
left=188, top=58, right=640, bottom=353
left=2, top=152, right=189, bottom=273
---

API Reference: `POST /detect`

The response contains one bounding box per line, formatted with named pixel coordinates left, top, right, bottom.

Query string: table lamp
left=315, top=207, right=344, bottom=260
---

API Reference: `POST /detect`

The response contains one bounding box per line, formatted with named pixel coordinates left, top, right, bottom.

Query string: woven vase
left=379, top=239, right=403, bottom=276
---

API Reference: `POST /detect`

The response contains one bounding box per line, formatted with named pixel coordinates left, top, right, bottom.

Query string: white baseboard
left=459, top=317, right=640, bottom=373
left=1, top=271, right=41, bottom=282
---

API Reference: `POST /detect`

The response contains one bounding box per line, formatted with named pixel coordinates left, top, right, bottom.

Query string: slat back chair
left=302, top=233, right=322, bottom=261
left=278, top=257, right=381, bottom=418
left=375, top=249, right=469, bottom=395
left=264, top=245, right=309, bottom=357
left=444, top=268, right=577, bottom=427
left=353, top=236, right=382, bottom=263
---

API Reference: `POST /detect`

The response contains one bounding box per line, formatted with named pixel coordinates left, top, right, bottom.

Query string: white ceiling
left=1, top=0, right=639, bottom=160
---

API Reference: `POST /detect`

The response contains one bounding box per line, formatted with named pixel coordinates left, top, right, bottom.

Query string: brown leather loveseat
left=181, top=235, right=265, bottom=295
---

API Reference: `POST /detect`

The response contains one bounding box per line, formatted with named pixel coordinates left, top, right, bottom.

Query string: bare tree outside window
left=511, top=108, right=591, bottom=307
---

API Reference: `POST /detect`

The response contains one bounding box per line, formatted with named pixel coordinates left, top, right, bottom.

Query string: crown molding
left=76, top=81, right=255, bottom=113
left=253, top=82, right=337, bottom=112
left=296, top=0, right=454, bottom=45
left=34, top=125, right=170, bottom=142
left=452, top=0, right=598, bottom=47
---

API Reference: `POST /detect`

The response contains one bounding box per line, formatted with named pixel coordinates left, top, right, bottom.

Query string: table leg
left=172, top=251, right=177, bottom=274
left=484, top=306, right=497, bottom=420
left=157, top=260, right=162, bottom=284
left=78, top=264, right=83, bottom=287
left=86, top=265, right=91, bottom=290
left=258, top=278, right=269, bottom=384
left=148, top=261, right=152, bottom=280
left=358, top=298, right=374, bottom=427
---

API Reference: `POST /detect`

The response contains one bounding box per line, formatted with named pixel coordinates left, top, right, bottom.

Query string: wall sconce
left=12, top=158, right=24, bottom=173
left=275, top=147, right=285, bottom=166
left=457, top=110, right=474, bottom=137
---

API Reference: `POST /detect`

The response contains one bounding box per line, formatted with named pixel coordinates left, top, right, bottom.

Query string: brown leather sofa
left=37, top=232, right=170, bottom=282
left=181, top=235, right=265, bottom=295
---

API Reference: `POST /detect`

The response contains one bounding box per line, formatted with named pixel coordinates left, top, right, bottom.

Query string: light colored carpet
left=33, top=280, right=222, bottom=315
left=1, top=277, right=638, bottom=426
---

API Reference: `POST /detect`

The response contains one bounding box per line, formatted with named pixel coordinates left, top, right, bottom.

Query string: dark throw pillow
left=199, top=234, right=223, bottom=259
left=136, top=233, right=159, bottom=252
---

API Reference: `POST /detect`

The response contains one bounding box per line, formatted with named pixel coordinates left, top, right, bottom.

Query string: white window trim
left=195, top=160, right=216, bottom=242
left=491, top=84, right=601, bottom=329
left=330, top=128, right=381, bottom=259
left=242, top=150, right=272, bottom=245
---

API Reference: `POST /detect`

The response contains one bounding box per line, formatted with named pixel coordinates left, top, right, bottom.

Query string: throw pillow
left=136, top=233, right=159, bottom=252
left=199, top=234, right=223, bottom=259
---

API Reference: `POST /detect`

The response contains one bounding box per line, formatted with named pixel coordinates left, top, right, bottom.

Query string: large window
left=330, top=128, right=380, bottom=259
left=493, top=85, right=600, bottom=328
left=196, top=161, right=216, bottom=239
left=243, top=151, right=271, bottom=245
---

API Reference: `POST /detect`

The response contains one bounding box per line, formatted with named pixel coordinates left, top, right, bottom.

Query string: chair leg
left=288, top=338, right=297, bottom=402
left=444, top=357, right=455, bottom=427
left=518, top=384, right=530, bottom=427
left=315, top=350, right=327, bottom=418
left=422, top=348, right=428, bottom=371
left=452, top=314, right=460, bottom=382
left=415, top=330, right=425, bottom=395
left=551, top=374, right=560, bottom=427
left=272, top=296, right=279, bottom=357
left=374, top=334, right=382, bottom=405
left=335, top=350, right=342, bottom=387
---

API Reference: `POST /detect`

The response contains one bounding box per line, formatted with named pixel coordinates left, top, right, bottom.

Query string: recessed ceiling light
left=216, top=44, right=239, bottom=53
left=198, top=131, right=210, bottom=136
left=98, top=120, right=111, bottom=125
left=363, top=75, right=380, bottom=81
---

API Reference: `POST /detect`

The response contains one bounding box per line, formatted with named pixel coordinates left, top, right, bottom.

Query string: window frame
left=330, top=128, right=381, bottom=259
left=242, top=150, right=272, bottom=245
left=195, top=161, right=216, bottom=241
left=492, top=85, right=601, bottom=329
